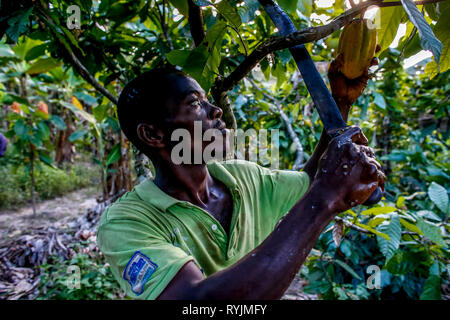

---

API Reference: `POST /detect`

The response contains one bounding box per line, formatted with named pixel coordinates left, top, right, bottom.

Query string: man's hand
left=312, top=126, right=385, bottom=214
left=328, top=45, right=381, bottom=121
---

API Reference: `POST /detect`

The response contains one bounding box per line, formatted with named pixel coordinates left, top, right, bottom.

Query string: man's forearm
left=303, top=129, right=329, bottom=182
left=303, top=96, right=352, bottom=182
left=188, top=185, right=335, bottom=299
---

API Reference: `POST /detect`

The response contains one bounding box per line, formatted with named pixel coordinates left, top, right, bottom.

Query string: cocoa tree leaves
left=378, top=6, right=404, bottom=52
left=400, top=0, right=442, bottom=64
left=377, top=215, right=402, bottom=262
left=428, top=182, right=449, bottom=216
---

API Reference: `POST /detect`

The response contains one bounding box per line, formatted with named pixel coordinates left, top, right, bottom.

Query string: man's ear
left=137, top=123, right=165, bottom=148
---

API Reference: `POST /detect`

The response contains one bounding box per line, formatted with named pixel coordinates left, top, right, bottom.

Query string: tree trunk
left=55, top=111, right=76, bottom=164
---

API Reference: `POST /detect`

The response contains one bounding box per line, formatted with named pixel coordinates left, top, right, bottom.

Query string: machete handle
left=363, top=187, right=383, bottom=205
left=327, top=126, right=383, bottom=206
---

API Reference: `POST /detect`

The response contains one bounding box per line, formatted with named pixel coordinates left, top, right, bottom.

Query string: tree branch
left=376, top=0, right=445, bottom=7
left=188, top=0, right=206, bottom=47
left=157, top=0, right=174, bottom=50
left=35, top=7, right=118, bottom=105
left=334, top=216, right=371, bottom=234
left=216, top=0, right=379, bottom=94
left=214, top=0, right=443, bottom=95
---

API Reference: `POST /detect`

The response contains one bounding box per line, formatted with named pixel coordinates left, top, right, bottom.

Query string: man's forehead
left=170, top=75, right=205, bottom=99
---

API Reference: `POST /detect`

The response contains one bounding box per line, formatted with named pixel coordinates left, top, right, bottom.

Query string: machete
left=258, top=0, right=382, bottom=204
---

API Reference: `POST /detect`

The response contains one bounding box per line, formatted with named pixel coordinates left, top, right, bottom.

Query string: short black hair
left=117, top=66, right=186, bottom=152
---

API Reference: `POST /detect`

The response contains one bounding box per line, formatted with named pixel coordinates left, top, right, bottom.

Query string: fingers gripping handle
left=328, top=126, right=384, bottom=205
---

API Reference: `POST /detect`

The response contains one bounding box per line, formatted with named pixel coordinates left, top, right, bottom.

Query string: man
left=0, top=133, right=7, bottom=157
left=97, top=60, right=385, bottom=300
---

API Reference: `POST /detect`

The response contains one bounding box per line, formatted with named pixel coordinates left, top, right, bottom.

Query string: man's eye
left=190, top=100, right=201, bottom=107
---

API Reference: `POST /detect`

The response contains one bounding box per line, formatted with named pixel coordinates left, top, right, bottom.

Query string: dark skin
left=136, top=57, right=385, bottom=300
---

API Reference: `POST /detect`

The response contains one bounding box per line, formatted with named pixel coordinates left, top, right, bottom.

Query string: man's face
left=161, top=74, right=230, bottom=164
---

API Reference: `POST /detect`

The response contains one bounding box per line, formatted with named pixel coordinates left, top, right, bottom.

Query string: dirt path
left=0, top=186, right=102, bottom=241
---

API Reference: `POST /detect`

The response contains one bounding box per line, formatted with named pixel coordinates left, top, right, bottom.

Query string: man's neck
left=153, top=161, right=214, bottom=208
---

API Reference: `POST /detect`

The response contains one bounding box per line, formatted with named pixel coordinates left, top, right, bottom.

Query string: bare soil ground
left=0, top=186, right=102, bottom=241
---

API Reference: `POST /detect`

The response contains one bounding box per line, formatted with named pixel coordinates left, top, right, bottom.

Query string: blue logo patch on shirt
left=123, top=251, right=158, bottom=295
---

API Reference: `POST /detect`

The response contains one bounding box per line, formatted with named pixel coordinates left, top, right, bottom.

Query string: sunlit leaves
left=400, top=0, right=442, bottom=64
left=378, top=6, right=404, bottom=52
left=26, top=58, right=61, bottom=75
left=428, top=182, right=449, bottom=215
left=425, top=1, right=450, bottom=77
left=416, top=218, right=446, bottom=247
left=377, top=215, right=402, bottom=262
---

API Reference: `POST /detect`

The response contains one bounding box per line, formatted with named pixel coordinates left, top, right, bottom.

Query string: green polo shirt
left=97, top=159, right=309, bottom=299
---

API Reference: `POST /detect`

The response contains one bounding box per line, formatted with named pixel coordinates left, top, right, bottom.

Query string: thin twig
left=35, top=7, right=118, bottom=105
left=248, top=78, right=305, bottom=169
left=334, top=216, right=371, bottom=234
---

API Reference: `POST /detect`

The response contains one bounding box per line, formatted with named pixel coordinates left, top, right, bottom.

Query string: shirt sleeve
left=97, top=206, right=194, bottom=300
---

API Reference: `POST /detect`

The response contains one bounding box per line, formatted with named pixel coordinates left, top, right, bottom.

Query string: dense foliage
left=0, top=0, right=448, bottom=299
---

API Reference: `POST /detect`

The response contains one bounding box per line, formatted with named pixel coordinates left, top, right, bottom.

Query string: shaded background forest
left=0, top=0, right=448, bottom=299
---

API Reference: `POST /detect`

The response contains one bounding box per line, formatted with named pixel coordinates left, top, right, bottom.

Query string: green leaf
left=37, top=122, right=50, bottom=141
left=50, top=115, right=67, bottom=130
left=400, top=218, right=423, bottom=234
left=420, top=275, right=442, bottom=300
left=13, top=119, right=29, bottom=139
left=60, top=101, right=100, bottom=137
left=333, top=259, right=362, bottom=280
left=416, top=218, right=446, bottom=247
left=378, top=6, right=404, bottom=52
left=215, top=1, right=242, bottom=29
left=400, top=0, right=442, bottom=63
left=354, top=222, right=390, bottom=240
left=169, top=0, right=189, bottom=16
left=373, top=92, right=387, bottom=109
left=428, top=182, right=449, bottom=215
left=12, top=37, right=44, bottom=60
left=0, top=44, right=16, bottom=58
left=278, top=0, right=298, bottom=15
left=297, top=0, right=312, bottom=15
left=38, top=151, right=55, bottom=168
left=417, top=210, right=442, bottom=222
left=24, top=43, right=48, bottom=61
left=192, top=0, right=212, bottom=6
left=166, top=49, right=190, bottom=67
left=424, top=3, right=439, bottom=21
left=69, top=130, right=88, bottom=142
left=26, top=58, right=61, bottom=75
left=5, top=7, right=34, bottom=42
left=106, top=144, right=121, bottom=166
left=238, top=0, right=260, bottom=23
left=361, top=206, right=397, bottom=216
left=377, top=215, right=402, bottom=261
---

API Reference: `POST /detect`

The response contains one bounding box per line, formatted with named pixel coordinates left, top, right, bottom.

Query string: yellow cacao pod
left=337, top=19, right=378, bottom=79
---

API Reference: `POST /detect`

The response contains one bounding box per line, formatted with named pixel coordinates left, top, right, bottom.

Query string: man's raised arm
left=158, top=126, right=385, bottom=300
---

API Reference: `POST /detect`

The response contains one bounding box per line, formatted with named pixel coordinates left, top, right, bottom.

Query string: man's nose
left=208, top=102, right=223, bottom=120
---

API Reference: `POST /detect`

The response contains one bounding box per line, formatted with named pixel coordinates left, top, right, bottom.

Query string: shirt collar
left=134, top=160, right=238, bottom=212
